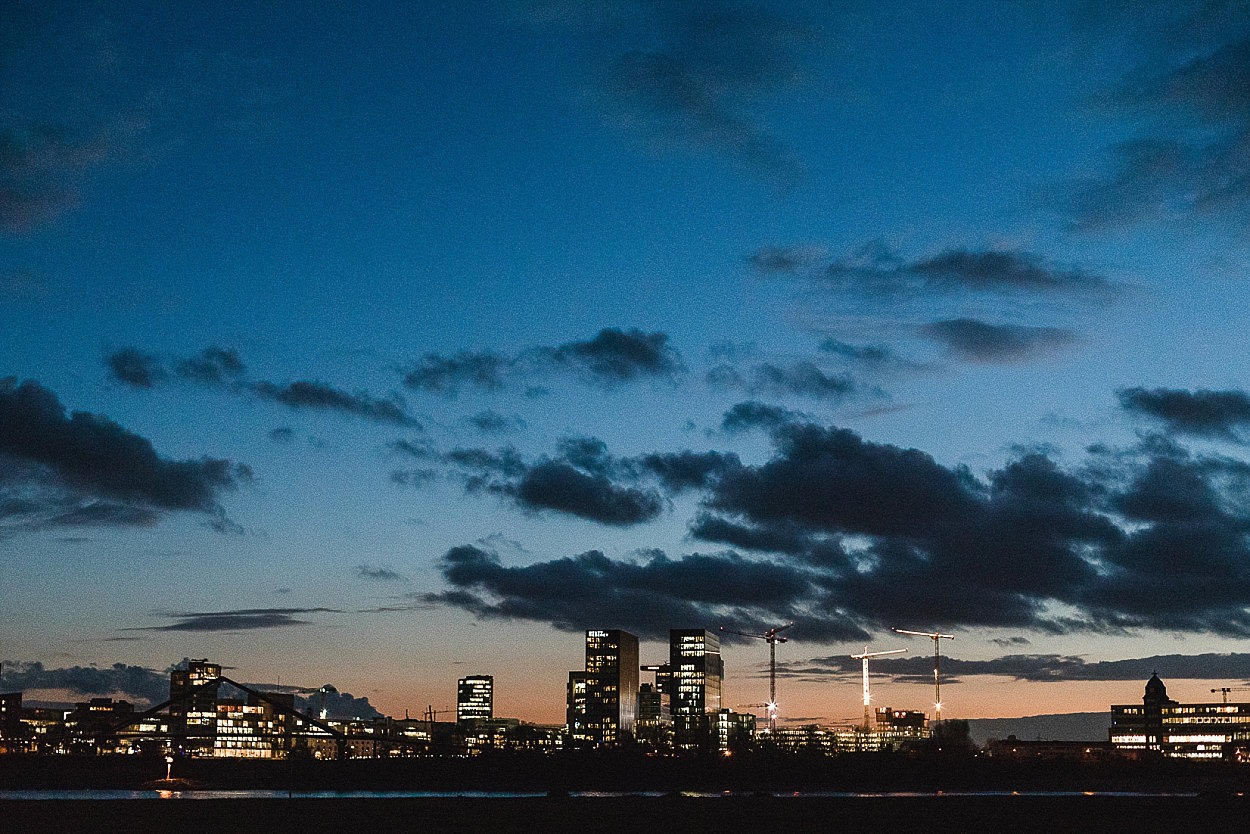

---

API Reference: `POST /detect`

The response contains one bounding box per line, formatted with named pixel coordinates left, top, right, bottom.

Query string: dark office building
left=0, top=692, right=21, bottom=748
left=458, top=675, right=493, bottom=725
left=638, top=683, right=668, bottom=725
left=670, top=628, right=723, bottom=749
left=566, top=629, right=639, bottom=748
left=65, top=697, right=134, bottom=747
left=1111, top=673, right=1250, bottom=760
left=169, top=659, right=222, bottom=746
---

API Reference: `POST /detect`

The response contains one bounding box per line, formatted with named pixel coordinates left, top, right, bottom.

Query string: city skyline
left=6, top=0, right=1250, bottom=727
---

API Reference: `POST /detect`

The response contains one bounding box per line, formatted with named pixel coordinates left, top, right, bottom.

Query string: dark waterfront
left=5, top=751, right=1250, bottom=831
left=4, top=751, right=1250, bottom=793
left=4, top=794, right=1250, bottom=834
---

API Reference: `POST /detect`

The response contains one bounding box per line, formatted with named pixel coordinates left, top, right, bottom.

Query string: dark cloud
left=1, top=3, right=282, bottom=234
left=0, top=660, right=168, bottom=704
left=355, top=564, right=407, bottom=582
left=106, top=348, right=166, bottom=389
left=47, top=501, right=162, bottom=528
left=746, top=245, right=825, bottom=274
left=0, top=379, right=246, bottom=532
left=700, top=421, right=1250, bottom=635
left=919, top=318, right=1078, bottom=362
left=423, top=544, right=843, bottom=640
left=1069, top=6, right=1250, bottom=229
left=1118, top=386, right=1250, bottom=441
left=292, top=687, right=382, bottom=721
left=267, top=427, right=295, bottom=443
left=391, top=439, right=435, bottom=460
left=637, top=450, right=741, bottom=492
left=534, top=328, right=682, bottom=385
left=443, top=437, right=744, bottom=526
left=720, top=400, right=807, bottom=433
left=107, top=346, right=418, bottom=427
left=251, top=381, right=419, bottom=427
left=444, top=446, right=528, bottom=480
left=514, top=462, right=664, bottom=526
left=404, top=328, right=682, bottom=395
left=783, top=651, right=1250, bottom=685
left=555, top=436, right=615, bottom=476
left=822, top=245, right=1118, bottom=302
left=431, top=400, right=1250, bottom=638
left=818, top=338, right=926, bottom=373
left=688, top=512, right=816, bottom=555
left=402, top=351, right=510, bottom=395
left=445, top=443, right=663, bottom=526
left=134, top=608, right=341, bottom=632
left=175, top=346, right=246, bottom=385
left=576, top=2, right=814, bottom=187
left=707, top=361, right=857, bottom=401
left=465, top=409, right=526, bottom=435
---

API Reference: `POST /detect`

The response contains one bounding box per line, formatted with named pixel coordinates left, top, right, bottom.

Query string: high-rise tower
left=566, top=629, right=639, bottom=748
left=669, top=629, right=722, bottom=749
left=457, top=675, right=493, bottom=726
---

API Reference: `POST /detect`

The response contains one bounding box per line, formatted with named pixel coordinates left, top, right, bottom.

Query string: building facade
left=670, top=629, right=723, bottom=750
left=457, top=675, right=493, bottom=725
left=566, top=629, right=639, bottom=748
left=1111, top=673, right=1250, bottom=760
left=169, top=659, right=222, bottom=750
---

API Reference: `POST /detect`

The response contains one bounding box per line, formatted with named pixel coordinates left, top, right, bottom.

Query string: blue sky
left=5, top=0, right=1250, bottom=724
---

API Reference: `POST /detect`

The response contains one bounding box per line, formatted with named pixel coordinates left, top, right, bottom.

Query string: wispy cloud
left=1067, top=3, right=1250, bottom=229
left=105, top=346, right=421, bottom=428
left=528, top=1, right=818, bottom=188
left=918, top=318, right=1078, bottom=363
left=355, top=564, right=407, bottom=582
left=403, top=328, right=682, bottom=396
left=132, top=608, right=341, bottom=632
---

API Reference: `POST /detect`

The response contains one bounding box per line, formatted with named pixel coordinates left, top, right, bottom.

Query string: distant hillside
left=964, top=712, right=1111, bottom=745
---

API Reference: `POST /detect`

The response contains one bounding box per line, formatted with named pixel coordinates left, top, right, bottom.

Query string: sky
left=5, top=0, right=1250, bottom=726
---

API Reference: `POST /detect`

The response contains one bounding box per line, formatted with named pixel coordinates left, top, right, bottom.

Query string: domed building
left=1110, top=673, right=1250, bottom=760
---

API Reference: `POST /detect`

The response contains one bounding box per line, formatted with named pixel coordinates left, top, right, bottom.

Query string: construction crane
left=1211, top=687, right=1250, bottom=704
left=424, top=705, right=453, bottom=732
left=893, top=628, right=955, bottom=723
left=721, top=622, right=793, bottom=734
left=850, top=646, right=906, bottom=730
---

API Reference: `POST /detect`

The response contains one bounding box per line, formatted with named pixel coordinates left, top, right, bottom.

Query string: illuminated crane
left=721, top=622, right=793, bottom=734
left=893, top=628, right=955, bottom=723
left=1211, top=687, right=1250, bottom=704
left=850, top=646, right=906, bottom=729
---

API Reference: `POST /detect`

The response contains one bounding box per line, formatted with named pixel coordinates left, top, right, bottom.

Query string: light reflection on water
left=0, top=790, right=1206, bottom=801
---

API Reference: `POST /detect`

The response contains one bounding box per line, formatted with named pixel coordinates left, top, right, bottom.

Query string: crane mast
left=850, top=646, right=906, bottom=730
left=893, top=628, right=955, bottom=723
left=720, top=622, right=793, bottom=734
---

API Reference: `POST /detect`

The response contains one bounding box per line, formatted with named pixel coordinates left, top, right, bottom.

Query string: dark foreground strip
left=4, top=795, right=1250, bottom=833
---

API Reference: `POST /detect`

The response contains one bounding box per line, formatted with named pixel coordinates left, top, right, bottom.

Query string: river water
left=0, top=789, right=1208, bottom=800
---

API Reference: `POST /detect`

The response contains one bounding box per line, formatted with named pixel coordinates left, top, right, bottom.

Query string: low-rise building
left=1111, top=673, right=1250, bottom=760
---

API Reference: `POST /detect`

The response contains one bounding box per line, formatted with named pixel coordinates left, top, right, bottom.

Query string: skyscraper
left=566, top=629, right=639, bottom=748
left=670, top=629, right=723, bottom=749
left=457, top=675, right=493, bottom=726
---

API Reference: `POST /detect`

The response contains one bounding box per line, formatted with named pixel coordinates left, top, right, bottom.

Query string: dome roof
left=1144, top=672, right=1168, bottom=702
